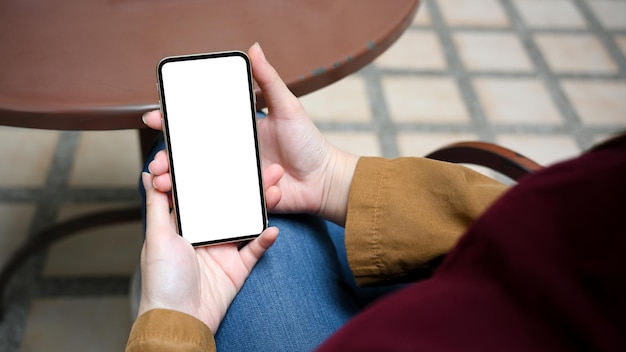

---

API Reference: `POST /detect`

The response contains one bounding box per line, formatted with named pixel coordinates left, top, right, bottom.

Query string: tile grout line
left=359, top=64, right=400, bottom=158
left=425, top=0, right=497, bottom=143
left=27, top=131, right=80, bottom=237
left=573, top=0, right=626, bottom=79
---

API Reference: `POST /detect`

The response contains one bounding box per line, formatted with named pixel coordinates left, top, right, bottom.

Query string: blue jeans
left=140, top=134, right=401, bottom=351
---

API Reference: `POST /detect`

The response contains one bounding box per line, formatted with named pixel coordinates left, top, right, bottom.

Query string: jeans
left=140, top=134, right=401, bottom=351
left=216, top=214, right=357, bottom=351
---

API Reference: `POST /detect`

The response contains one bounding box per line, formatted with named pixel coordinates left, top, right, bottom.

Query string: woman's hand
left=249, top=43, right=359, bottom=225
left=143, top=42, right=359, bottom=226
left=138, top=172, right=278, bottom=334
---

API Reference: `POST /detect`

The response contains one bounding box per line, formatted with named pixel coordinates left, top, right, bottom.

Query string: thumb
left=142, top=172, right=176, bottom=241
left=238, top=226, right=279, bottom=271
left=248, top=42, right=302, bottom=116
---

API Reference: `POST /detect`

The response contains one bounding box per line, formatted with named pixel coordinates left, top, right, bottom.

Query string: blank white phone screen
left=158, top=53, right=265, bottom=245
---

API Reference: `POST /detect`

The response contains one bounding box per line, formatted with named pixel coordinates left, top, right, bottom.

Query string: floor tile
left=535, top=33, right=618, bottom=74
left=301, top=76, right=372, bottom=123
left=561, top=80, right=626, bottom=125
left=588, top=1, right=626, bottom=30
left=42, top=203, right=143, bottom=277
left=454, top=32, right=534, bottom=72
left=20, top=297, right=132, bottom=352
left=0, top=127, right=59, bottom=187
left=382, top=77, right=470, bottom=122
left=324, top=132, right=381, bottom=157
left=473, top=78, right=562, bottom=124
left=375, top=30, right=447, bottom=70
left=0, top=203, right=35, bottom=269
left=68, top=130, right=142, bottom=187
left=413, top=3, right=430, bottom=25
left=495, top=134, right=580, bottom=166
left=513, top=0, right=587, bottom=29
left=438, top=0, right=510, bottom=27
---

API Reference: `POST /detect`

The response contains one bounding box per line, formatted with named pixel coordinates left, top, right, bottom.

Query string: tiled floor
left=1, top=0, right=626, bottom=350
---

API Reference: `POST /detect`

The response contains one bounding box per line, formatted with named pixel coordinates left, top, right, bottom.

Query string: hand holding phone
left=157, top=51, right=267, bottom=246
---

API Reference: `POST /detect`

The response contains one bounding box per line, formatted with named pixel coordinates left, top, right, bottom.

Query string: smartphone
left=156, top=51, right=267, bottom=246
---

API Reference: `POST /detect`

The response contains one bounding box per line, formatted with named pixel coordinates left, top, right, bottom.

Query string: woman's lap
left=216, top=214, right=359, bottom=351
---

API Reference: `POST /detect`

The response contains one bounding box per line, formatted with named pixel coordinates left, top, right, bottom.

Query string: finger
left=248, top=43, right=302, bottom=115
left=142, top=172, right=176, bottom=240
left=262, top=163, right=283, bottom=188
left=262, top=164, right=283, bottom=211
left=152, top=174, right=173, bottom=192
left=265, top=186, right=281, bottom=211
left=147, top=151, right=169, bottom=176
left=142, top=110, right=164, bottom=131
left=239, top=227, right=279, bottom=271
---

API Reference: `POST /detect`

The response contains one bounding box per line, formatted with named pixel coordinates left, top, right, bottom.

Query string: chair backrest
left=424, top=141, right=544, bottom=182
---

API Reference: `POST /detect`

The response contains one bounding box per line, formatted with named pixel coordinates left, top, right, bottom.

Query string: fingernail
left=141, top=112, right=147, bottom=125
left=141, top=172, right=153, bottom=191
left=255, top=42, right=266, bottom=62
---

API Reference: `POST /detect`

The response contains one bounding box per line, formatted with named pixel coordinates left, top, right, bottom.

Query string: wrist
left=317, top=148, right=359, bottom=226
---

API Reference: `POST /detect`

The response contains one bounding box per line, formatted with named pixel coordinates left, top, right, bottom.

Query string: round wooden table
left=0, top=0, right=419, bottom=130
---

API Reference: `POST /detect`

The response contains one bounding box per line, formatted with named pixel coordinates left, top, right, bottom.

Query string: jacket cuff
left=126, top=309, right=216, bottom=352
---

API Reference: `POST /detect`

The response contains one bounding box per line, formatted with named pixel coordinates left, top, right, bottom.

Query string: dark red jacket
left=320, top=135, right=626, bottom=351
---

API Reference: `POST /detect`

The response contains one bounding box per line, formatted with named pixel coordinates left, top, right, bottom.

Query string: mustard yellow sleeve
left=126, top=309, right=216, bottom=352
left=345, top=157, right=508, bottom=286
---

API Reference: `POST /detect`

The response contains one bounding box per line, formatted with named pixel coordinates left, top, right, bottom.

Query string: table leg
left=139, top=128, right=161, bottom=162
